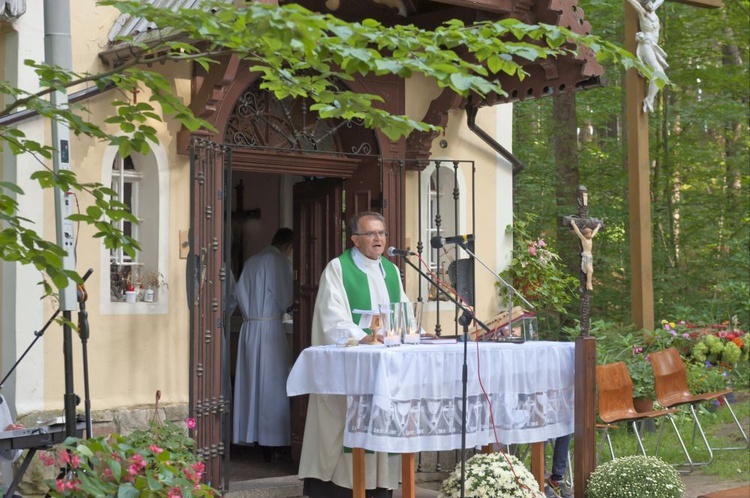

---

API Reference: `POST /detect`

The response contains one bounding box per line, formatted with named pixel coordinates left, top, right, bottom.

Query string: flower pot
left=633, top=397, right=654, bottom=413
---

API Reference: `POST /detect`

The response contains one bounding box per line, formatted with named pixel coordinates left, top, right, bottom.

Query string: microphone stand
left=77, top=269, right=93, bottom=438
left=457, top=241, right=533, bottom=341
left=399, top=256, right=491, bottom=498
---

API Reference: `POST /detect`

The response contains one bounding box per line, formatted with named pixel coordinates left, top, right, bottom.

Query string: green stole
left=338, top=249, right=401, bottom=332
left=339, top=249, right=401, bottom=453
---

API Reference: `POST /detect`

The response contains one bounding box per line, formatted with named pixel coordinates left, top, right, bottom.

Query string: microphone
left=430, top=234, right=474, bottom=249
left=387, top=246, right=415, bottom=257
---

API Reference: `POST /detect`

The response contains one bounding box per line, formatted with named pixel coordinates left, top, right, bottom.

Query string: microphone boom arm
left=400, top=256, right=492, bottom=337
left=457, top=242, right=534, bottom=310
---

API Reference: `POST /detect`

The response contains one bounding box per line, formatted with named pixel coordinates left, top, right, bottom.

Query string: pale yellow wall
left=39, top=1, right=194, bottom=410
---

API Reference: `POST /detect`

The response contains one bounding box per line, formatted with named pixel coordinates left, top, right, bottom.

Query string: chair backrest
left=596, top=362, right=639, bottom=423
left=650, top=347, right=691, bottom=407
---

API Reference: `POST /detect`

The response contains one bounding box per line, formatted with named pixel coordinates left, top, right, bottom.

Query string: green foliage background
left=511, top=0, right=749, bottom=327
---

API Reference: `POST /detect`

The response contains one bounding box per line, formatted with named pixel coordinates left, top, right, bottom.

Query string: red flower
left=39, top=451, right=56, bottom=466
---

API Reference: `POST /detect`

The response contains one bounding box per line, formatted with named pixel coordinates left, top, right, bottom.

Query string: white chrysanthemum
left=438, top=453, right=545, bottom=498
left=586, top=455, right=684, bottom=498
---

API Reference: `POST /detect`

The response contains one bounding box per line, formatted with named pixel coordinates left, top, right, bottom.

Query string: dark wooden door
left=188, top=138, right=231, bottom=490
left=290, top=178, right=344, bottom=461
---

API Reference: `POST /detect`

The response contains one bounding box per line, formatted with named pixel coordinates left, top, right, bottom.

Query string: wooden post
left=624, top=2, right=655, bottom=332
left=624, top=0, right=721, bottom=331
left=574, top=336, right=597, bottom=498
left=401, top=453, right=416, bottom=498
left=352, top=448, right=366, bottom=498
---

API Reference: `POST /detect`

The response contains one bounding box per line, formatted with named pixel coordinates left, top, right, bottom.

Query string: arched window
left=100, top=146, right=169, bottom=314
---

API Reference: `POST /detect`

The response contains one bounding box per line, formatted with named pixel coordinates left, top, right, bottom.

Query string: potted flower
left=498, top=216, right=578, bottom=316
left=586, top=455, right=684, bottom=498
left=439, top=452, right=545, bottom=498
left=40, top=418, right=216, bottom=497
left=141, top=269, right=168, bottom=302
left=625, top=351, right=656, bottom=411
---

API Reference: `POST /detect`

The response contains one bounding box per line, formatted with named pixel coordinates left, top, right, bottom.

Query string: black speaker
left=448, top=258, right=474, bottom=307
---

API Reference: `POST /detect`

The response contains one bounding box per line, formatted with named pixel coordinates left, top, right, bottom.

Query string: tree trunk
left=553, top=91, right=581, bottom=278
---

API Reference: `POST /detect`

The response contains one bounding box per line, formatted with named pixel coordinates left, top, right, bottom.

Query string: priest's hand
left=359, top=333, right=383, bottom=345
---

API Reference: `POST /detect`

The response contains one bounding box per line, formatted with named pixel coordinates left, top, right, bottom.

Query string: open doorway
left=227, top=170, right=302, bottom=483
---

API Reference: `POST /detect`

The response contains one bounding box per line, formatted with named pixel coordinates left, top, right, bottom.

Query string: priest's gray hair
left=348, top=211, right=386, bottom=236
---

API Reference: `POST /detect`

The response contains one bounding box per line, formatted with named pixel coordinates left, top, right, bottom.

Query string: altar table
left=287, top=341, right=575, bottom=498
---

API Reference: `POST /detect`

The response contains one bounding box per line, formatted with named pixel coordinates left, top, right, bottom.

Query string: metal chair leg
left=687, top=395, right=748, bottom=462
left=715, top=395, right=749, bottom=449
left=632, top=415, right=693, bottom=473
left=666, top=414, right=696, bottom=474
left=631, top=421, right=648, bottom=456
left=688, top=404, right=715, bottom=466
left=597, top=426, right=616, bottom=463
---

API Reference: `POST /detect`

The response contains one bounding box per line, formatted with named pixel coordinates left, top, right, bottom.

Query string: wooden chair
left=650, top=347, right=749, bottom=467
left=596, top=361, right=693, bottom=466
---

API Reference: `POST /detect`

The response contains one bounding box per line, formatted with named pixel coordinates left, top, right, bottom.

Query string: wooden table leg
left=530, top=441, right=545, bottom=491
left=353, top=448, right=366, bottom=498
left=401, top=453, right=415, bottom=498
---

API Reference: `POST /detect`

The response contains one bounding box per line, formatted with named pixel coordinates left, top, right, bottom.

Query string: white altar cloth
left=287, top=341, right=575, bottom=454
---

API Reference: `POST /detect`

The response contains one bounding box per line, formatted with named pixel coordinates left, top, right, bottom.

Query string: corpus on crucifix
left=626, top=0, right=668, bottom=113
left=563, top=186, right=604, bottom=298
left=570, top=222, right=601, bottom=291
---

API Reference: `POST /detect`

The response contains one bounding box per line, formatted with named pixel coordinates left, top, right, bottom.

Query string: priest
left=299, top=211, right=409, bottom=498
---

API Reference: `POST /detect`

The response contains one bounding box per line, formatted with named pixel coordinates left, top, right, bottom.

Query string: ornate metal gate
left=188, top=137, right=232, bottom=490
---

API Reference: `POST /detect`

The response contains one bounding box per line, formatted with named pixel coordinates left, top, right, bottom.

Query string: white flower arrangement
left=586, top=455, right=685, bottom=498
left=438, top=452, right=545, bottom=498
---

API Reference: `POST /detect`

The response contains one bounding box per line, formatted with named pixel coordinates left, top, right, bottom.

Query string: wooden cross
left=625, top=0, right=721, bottom=332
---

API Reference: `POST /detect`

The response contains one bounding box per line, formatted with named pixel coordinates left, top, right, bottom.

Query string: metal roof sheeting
left=106, top=0, right=222, bottom=44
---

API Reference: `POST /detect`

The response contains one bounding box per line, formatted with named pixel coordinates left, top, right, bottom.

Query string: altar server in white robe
left=299, top=211, right=409, bottom=498
left=233, top=228, right=293, bottom=450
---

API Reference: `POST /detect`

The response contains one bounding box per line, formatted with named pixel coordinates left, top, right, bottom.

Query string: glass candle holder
left=403, top=301, right=423, bottom=344
left=380, top=302, right=403, bottom=347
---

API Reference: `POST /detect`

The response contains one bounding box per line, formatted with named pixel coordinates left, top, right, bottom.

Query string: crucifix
left=563, top=185, right=603, bottom=337
left=625, top=0, right=721, bottom=332
left=562, top=185, right=603, bottom=498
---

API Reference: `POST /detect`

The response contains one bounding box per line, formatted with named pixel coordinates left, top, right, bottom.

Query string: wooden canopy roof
left=281, top=0, right=604, bottom=104
left=102, top=0, right=602, bottom=105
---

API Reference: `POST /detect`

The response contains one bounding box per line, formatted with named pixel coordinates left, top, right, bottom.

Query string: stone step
left=226, top=475, right=303, bottom=498
left=225, top=475, right=444, bottom=498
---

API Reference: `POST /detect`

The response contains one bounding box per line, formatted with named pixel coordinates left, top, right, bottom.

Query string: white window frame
left=419, top=159, right=468, bottom=305
left=110, top=155, right=142, bottom=269
left=100, top=144, right=169, bottom=315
